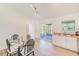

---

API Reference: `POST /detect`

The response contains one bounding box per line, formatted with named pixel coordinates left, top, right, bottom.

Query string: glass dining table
left=9, top=39, right=27, bottom=56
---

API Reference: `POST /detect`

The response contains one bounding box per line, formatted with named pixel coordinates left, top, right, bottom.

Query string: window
left=62, top=20, right=75, bottom=34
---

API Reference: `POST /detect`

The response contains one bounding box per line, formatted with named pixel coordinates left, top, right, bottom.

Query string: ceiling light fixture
left=30, top=4, right=38, bottom=16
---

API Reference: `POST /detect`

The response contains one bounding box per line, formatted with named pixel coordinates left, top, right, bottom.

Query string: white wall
left=0, top=5, right=31, bottom=50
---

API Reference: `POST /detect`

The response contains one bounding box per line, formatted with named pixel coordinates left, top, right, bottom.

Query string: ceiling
left=1, top=3, right=79, bottom=20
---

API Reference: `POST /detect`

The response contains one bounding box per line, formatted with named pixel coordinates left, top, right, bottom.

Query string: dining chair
left=6, top=39, right=18, bottom=56
left=26, top=39, right=35, bottom=56
left=18, top=39, right=35, bottom=56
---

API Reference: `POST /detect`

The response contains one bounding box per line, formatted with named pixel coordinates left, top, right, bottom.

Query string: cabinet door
left=53, top=36, right=66, bottom=47
left=60, top=36, right=67, bottom=48
left=66, top=37, right=77, bottom=51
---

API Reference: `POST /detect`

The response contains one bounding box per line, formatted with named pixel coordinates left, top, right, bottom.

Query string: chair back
left=6, top=39, right=11, bottom=52
left=11, top=34, right=19, bottom=40
left=27, top=39, right=35, bottom=53
left=27, top=34, right=31, bottom=40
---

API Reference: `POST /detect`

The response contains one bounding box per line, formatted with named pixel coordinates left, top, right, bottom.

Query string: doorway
left=40, top=24, right=53, bottom=41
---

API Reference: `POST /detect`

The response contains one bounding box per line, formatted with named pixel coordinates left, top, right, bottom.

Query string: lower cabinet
left=66, top=37, right=77, bottom=52
left=53, top=35, right=78, bottom=52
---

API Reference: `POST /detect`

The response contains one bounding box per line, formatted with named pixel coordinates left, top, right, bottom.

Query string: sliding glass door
left=40, top=24, right=53, bottom=41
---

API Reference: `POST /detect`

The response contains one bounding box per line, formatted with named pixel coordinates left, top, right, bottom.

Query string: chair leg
left=9, top=54, right=11, bottom=56
left=6, top=52, right=8, bottom=56
left=18, top=47, right=22, bottom=56
left=7, top=53, right=11, bottom=56
left=24, top=46, right=26, bottom=55
left=33, top=51, right=35, bottom=56
left=6, top=51, right=10, bottom=56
